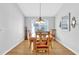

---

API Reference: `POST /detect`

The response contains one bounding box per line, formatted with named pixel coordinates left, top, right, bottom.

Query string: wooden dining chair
left=28, top=32, right=32, bottom=48
left=34, top=32, right=51, bottom=54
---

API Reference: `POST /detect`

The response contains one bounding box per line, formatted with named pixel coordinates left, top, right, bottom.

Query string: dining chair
left=34, top=32, right=51, bottom=54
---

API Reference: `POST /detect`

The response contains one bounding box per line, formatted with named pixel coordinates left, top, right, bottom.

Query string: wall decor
left=59, top=13, right=71, bottom=31
left=71, top=16, right=76, bottom=28
left=75, top=17, right=79, bottom=29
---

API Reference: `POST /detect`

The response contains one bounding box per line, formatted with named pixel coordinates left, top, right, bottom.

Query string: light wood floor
left=6, top=40, right=75, bottom=55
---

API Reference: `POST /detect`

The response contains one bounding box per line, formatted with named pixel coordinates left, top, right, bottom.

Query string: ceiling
left=18, top=3, right=63, bottom=17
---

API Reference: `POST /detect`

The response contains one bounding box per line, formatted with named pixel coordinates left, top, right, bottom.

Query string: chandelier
left=36, top=3, right=45, bottom=24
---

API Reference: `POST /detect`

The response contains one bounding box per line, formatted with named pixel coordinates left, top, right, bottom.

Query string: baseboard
left=2, top=38, right=24, bottom=55
left=56, top=39, right=79, bottom=55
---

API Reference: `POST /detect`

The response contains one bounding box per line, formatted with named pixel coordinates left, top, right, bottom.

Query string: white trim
left=56, top=39, right=79, bottom=55
left=2, top=38, right=24, bottom=55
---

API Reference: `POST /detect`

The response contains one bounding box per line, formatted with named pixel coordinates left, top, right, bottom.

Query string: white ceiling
left=18, top=3, right=63, bottom=17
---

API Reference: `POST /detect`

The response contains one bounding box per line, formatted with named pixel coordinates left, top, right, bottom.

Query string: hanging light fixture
left=36, top=3, right=45, bottom=24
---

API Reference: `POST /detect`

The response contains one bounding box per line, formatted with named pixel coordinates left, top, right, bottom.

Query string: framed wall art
left=59, top=13, right=71, bottom=31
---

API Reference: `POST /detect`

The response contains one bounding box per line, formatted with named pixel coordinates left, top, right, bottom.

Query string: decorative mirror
left=71, top=16, right=76, bottom=28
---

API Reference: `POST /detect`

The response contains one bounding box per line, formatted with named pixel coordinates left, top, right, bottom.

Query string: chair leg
left=48, top=48, right=50, bottom=54
left=29, top=41, right=31, bottom=48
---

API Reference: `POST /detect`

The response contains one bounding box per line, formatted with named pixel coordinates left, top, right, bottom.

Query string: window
left=34, top=22, right=48, bottom=32
left=32, top=19, right=48, bottom=34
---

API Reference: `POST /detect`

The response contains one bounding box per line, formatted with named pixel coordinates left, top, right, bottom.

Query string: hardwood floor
left=6, top=40, right=75, bottom=55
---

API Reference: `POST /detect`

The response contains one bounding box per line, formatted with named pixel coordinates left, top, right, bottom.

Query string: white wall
left=56, top=3, right=79, bottom=54
left=47, top=17, right=55, bottom=30
left=0, top=3, right=24, bottom=54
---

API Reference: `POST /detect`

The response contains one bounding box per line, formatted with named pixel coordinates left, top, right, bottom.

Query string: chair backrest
left=35, top=31, right=50, bottom=45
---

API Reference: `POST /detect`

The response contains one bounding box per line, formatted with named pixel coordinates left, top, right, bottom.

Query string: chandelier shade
left=36, top=17, right=45, bottom=24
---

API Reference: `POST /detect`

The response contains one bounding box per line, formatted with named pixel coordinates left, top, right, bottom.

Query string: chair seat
left=36, top=45, right=48, bottom=48
left=36, top=41, right=47, bottom=45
